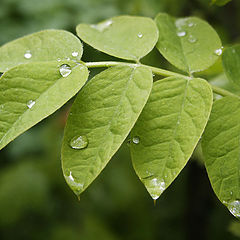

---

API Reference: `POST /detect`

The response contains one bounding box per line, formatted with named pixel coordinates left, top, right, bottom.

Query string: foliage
left=0, top=9, right=240, bottom=226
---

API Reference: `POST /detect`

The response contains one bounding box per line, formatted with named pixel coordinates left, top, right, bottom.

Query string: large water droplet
left=177, top=31, right=186, bottom=37
left=24, top=50, right=32, bottom=59
left=214, top=48, right=223, bottom=56
left=138, top=33, right=143, bottom=38
left=72, top=51, right=79, bottom=57
left=132, top=136, right=140, bottom=144
left=148, top=178, right=166, bottom=200
left=70, top=135, right=88, bottom=149
left=59, top=64, right=72, bottom=77
left=188, top=35, right=197, bottom=43
left=91, top=19, right=113, bottom=32
left=227, top=200, right=240, bottom=218
left=27, top=100, right=35, bottom=109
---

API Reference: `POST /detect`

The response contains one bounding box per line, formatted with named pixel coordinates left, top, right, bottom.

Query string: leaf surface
left=76, top=16, right=158, bottom=61
left=61, top=65, right=153, bottom=197
left=0, top=61, right=88, bottom=150
left=202, top=96, right=240, bottom=218
left=130, top=76, right=213, bottom=199
left=0, top=30, right=83, bottom=72
left=222, top=45, right=240, bottom=88
left=211, top=0, right=231, bottom=6
left=155, top=13, right=222, bottom=73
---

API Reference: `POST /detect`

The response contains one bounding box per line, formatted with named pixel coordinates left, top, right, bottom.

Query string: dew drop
left=27, top=100, right=35, bottom=109
left=132, top=136, right=140, bottom=144
left=177, top=31, right=186, bottom=37
left=70, top=135, right=88, bottom=149
left=188, top=35, right=197, bottom=43
left=137, top=33, right=143, bottom=38
left=91, top=19, right=113, bottom=32
left=214, top=48, right=223, bottom=56
left=188, top=22, right=194, bottom=27
left=59, top=64, right=72, bottom=77
left=24, top=50, right=32, bottom=59
left=148, top=178, right=166, bottom=200
left=57, top=58, right=61, bottom=62
left=227, top=200, right=240, bottom=218
left=72, top=51, right=79, bottom=57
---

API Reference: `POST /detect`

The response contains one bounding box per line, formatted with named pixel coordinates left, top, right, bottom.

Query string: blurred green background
left=1, top=0, right=240, bottom=239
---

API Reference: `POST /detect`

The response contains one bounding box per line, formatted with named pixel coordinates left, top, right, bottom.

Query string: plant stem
left=85, top=61, right=239, bottom=98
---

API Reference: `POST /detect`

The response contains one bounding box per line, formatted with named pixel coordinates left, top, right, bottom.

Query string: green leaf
left=211, top=0, right=232, bottom=6
left=76, top=16, right=159, bottom=61
left=0, top=61, right=88, bottom=150
left=130, top=76, right=213, bottom=200
left=222, top=45, right=240, bottom=88
left=0, top=30, right=83, bottom=72
left=155, top=13, right=222, bottom=74
left=61, top=65, right=153, bottom=197
left=202, top=96, right=240, bottom=218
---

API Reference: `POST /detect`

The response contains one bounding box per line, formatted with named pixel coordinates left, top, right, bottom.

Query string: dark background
left=0, top=0, right=240, bottom=239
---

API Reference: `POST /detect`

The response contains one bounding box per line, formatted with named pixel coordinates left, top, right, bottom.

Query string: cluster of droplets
left=176, top=22, right=198, bottom=44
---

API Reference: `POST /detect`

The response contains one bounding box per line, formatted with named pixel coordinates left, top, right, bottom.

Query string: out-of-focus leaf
left=0, top=61, right=88, bottom=150
left=222, top=45, right=240, bottom=88
left=155, top=13, right=222, bottom=74
left=61, top=65, right=153, bottom=198
left=130, top=76, right=212, bottom=200
left=211, top=0, right=232, bottom=6
left=76, top=16, right=158, bottom=61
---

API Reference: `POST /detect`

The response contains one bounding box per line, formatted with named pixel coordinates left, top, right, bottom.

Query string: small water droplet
left=91, top=19, right=113, bottom=32
left=132, top=136, right=140, bottom=144
left=70, top=135, right=88, bottom=149
left=188, top=35, right=197, bottom=43
left=138, top=33, right=143, bottom=38
left=227, top=200, right=240, bottom=218
left=57, top=58, right=61, bottom=62
left=27, top=100, right=35, bottom=109
left=214, top=48, right=223, bottom=56
left=188, top=22, right=194, bottom=27
left=24, top=50, right=32, bottom=59
left=72, top=51, right=79, bottom=57
left=60, top=64, right=72, bottom=77
left=177, top=31, right=186, bottom=37
left=148, top=178, right=166, bottom=200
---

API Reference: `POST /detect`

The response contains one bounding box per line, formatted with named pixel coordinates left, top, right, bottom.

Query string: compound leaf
left=61, top=65, right=153, bottom=198
left=0, top=61, right=88, bottom=150
left=222, top=45, right=240, bottom=88
left=202, top=96, right=240, bottom=218
left=130, top=76, right=212, bottom=200
left=76, top=16, right=158, bottom=61
left=0, top=30, right=83, bottom=72
left=155, top=13, right=222, bottom=74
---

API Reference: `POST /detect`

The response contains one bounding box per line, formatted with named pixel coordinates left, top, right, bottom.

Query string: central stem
left=85, top=61, right=238, bottom=98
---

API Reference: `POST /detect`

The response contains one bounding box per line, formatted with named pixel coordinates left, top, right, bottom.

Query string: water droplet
left=227, top=200, right=240, bottom=218
left=70, top=135, right=88, bottom=149
left=177, top=31, right=186, bottom=37
left=188, top=35, right=197, bottom=43
left=148, top=178, right=166, bottom=200
left=91, top=19, right=113, bottom=32
left=57, top=58, right=61, bottom=62
left=59, top=64, right=72, bottom=77
left=27, top=100, right=35, bottom=109
left=24, top=50, right=32, bottom=59
left=72, top=51, right=79, bottom=57
left=188, top=22, right=194, bottom=27
left=132, top=136, right=140, bottom=144
left=138, top=33, right=143, bottom=38
left=214, top=48, right=223, bottom=56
